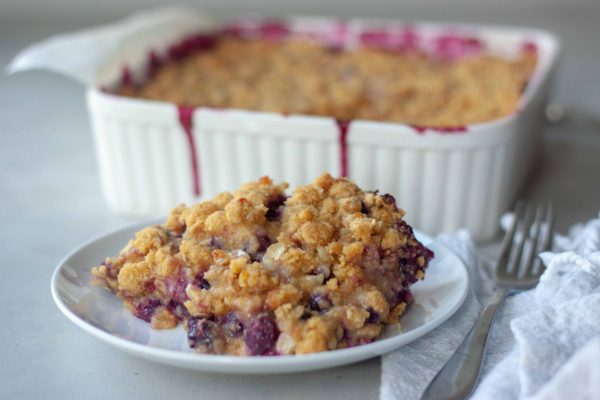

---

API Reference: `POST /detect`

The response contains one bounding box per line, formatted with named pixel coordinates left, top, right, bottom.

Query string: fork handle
left=420, top=288, right=509, bottom=400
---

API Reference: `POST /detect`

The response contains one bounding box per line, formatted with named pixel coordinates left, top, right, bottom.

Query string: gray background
left=3, top=0, right=600, bottom=23
left=2, top=1, right=600, bottom=399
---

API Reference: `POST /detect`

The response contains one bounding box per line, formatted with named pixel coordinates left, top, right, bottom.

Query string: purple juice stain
left=166, top=273, right=189, bottom=303
left=135, top=298, right=161, bottom=322
left=257, top=232, right=272, bottom=252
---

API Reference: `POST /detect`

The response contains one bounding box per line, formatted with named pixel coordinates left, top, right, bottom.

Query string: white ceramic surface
left=51, top=223, right=468, bottom=374
left=85, top=17, right=560, bottom=240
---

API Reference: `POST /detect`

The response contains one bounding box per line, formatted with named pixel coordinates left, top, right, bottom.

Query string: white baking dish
left=12, top=12, right=560, bottom=240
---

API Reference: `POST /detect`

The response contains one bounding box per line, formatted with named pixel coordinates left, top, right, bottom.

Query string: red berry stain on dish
left=120, top=66, right=133, bottom=86
left=395, top=28, right=420, bottom=52
left=360, top=29, right=393, bottom=48
left=336, top=119, right=351, bottom=177
left=328, top=21, right=348, bottom=50
left=146, top=50, right=162, bottom=77
left=410, top=125, right=468, bottom=134
left=177, top=105, right=201, bottom=197
left=360, top=28, right=422, bottom=52
left=522, top=41, right=538, bottom=54
left=434, top=34, right=483, bottom=60
left=258, top=21, right=290, bottom=41
left=168, top=33, right=216, bottom=60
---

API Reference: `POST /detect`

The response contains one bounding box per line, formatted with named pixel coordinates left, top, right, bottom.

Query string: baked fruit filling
left=91, top=174, right=434, bottom=355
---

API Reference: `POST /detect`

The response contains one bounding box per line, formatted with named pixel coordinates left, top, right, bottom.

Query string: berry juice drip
left=120, top=66, right=133, bottom=86
left=336, top=120, right=350, bottom=177
left=177, top=105, right=201, bottom=197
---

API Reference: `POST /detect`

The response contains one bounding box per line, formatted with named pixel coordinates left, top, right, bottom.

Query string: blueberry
left=187, top=318, right=216, bottom=349
left=248, top=231, right=272, bottom=262
left=360, top=201, right=369, bottom=215
left=395, top=221, right=434, bottom=278
left=366, top=308, right=380, bottom=324
left=220, top=313, right=244, bottom=337
left=309, top=294, right=332, bottom=313
left=244, top=315, right=279, bottom=355
left=396, top=289, right=413, bottom=305
left=200, top=279, right=210, bottom=289
left=265, top=194, right=287, bottom=221
left=194, top=274, right=211, bottom=290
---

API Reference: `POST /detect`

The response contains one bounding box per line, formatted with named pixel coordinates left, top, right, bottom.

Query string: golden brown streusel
left=119, top=37, right=537, bottom=126
left=91, top=173, right=434, bottom=356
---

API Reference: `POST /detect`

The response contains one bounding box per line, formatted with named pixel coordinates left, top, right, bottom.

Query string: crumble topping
left=91, top=173, right=434, bottom=355
left=119, top=36, right=537, bottom=126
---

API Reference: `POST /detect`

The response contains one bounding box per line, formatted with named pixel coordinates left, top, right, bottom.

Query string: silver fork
left=421, top=202, right=554, bottom=400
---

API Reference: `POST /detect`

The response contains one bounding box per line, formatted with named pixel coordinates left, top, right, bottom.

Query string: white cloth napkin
left=381, top=213, right=600, bottom=400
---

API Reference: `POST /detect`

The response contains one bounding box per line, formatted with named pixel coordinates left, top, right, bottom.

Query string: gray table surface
left=2, top=6, right=600, bottom=400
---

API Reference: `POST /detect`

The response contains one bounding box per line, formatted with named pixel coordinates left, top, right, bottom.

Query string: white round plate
left=51, top=222, right=468, bottom=374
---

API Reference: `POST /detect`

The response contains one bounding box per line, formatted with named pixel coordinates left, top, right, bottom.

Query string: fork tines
left=495, top=202, right=554, bottom=289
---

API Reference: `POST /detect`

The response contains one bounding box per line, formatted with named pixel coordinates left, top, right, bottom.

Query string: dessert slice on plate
left=91, top=173, right=433, bottom=356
